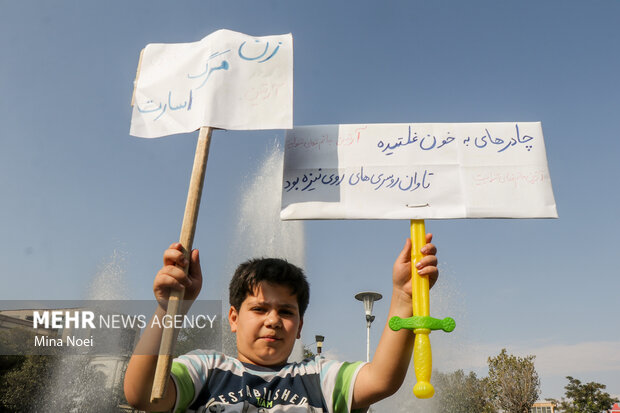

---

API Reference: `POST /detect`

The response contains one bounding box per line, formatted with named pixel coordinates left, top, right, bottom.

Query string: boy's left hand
left=350, top=233, right=439, bottom=408
left=392, top=233, right=438, bottom=299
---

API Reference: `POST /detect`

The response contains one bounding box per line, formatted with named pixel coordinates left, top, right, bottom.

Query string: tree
left=559, top=376, right=619, bottom=413
left=0, top=327, right=129, bottom=412
left=486, top=348, right=540, bottom=413
left=302, top=346, right=316, bottom=359
left=0, top=355, right=55, bottom=412
left=433, top=369, right=496, bottom=413
left=547, top=398, right=561, bottom=412
left=0, top=327, right=56, bottom=412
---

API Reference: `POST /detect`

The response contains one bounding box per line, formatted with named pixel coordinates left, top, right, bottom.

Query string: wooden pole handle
left=150, top=126, right=213, bottom=402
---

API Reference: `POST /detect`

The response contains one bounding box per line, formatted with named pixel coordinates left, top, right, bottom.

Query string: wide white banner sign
left=281, top=122, right=558, bottom=220
left=130, top=29, right=293, bottom=138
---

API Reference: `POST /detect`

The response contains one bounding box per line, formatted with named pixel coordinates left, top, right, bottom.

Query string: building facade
left=530, top=400, right=555, bottom=413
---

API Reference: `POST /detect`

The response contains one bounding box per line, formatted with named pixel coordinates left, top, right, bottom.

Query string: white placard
left=130, top=29, right=293, bottom=138
left=281, top=123, right=558, bottom=220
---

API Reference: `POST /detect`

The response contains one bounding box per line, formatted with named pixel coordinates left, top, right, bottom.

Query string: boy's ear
left=228, top=306, right=239, bottom=333
left=297, top=317, right=304, bottom=339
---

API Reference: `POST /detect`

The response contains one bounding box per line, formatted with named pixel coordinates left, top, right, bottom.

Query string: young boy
left=124, top=235, right=438, bottom=412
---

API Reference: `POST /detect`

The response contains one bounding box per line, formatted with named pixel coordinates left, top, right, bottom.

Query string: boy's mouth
left=259, top=335, right=281, bottom=342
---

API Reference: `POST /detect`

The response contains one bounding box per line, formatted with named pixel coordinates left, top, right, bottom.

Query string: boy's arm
left=351, top=235, right=437, bottom=409
left=124, top=244, right=202, bottom=412
left=124, top=306, right=177, bottom=411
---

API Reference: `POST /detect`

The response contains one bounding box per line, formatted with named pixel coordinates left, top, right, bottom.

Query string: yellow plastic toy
left=388, top=219, right=455, bottom=398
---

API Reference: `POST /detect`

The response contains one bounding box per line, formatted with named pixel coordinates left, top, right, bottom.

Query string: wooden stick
left=150, top=126, right=213, bottom=402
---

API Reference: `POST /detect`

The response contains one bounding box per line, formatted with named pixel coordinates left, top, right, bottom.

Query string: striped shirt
left=170, top=350, right=366, bottom=413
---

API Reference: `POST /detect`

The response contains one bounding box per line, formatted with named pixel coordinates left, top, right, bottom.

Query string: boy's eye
left=251, top=307, right=266, bottom=312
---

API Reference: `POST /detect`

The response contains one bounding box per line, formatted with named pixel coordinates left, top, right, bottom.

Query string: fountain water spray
left=39, top=250, right=130, bottom=412
left=35, top=143, right=305, bottom=411
left=231, top=141, right=305, bottom=267
left=222, top=141, right=305, bottom=359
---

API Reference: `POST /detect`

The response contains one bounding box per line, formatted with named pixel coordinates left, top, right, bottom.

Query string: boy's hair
left=229, top=258, right=310, bottom=317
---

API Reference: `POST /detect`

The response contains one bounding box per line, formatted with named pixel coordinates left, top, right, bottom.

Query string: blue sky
left=1, top=0, right=619, bottom=403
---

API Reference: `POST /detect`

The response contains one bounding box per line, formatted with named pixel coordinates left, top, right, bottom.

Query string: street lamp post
left=315, top=335, right=324, bottom=355
left=354, top=292, right=382, bottom=362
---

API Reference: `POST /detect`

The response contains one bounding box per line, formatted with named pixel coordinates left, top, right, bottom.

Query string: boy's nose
left=265, top=311, right=282, bottom=328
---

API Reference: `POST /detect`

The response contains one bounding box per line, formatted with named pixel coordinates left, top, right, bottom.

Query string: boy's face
left=228, top=281, right=303, bottom=367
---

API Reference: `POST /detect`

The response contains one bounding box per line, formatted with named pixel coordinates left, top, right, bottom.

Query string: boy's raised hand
left=154, top=242, right=203, bottom=309
left=351, top=233, right=439, bottom=408
left=392, top=234, right=438, bottom=299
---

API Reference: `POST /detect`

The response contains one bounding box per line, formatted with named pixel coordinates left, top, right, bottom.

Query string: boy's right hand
left=153, top=243, right=203, bottom=310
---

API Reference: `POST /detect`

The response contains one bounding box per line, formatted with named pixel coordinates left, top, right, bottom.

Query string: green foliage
left=0, top=327, right=128, bottom=412
left=0, top=327, right=56, bottom=411
left=433, top=369, right=496, bottom=413
left=303, top=346, right=316, bottom=359
left=487, top=348, right=540, bottom=413
left=547, top=398, right=560, bottom=411
left=0, top=354, right=127, bottom=413
left=0, top=355, right=55, bottom=412
left=559, top=376, right=619, bottom=413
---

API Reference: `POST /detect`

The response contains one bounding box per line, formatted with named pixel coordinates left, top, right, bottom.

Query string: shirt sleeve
left=170, top=361, right=195, bottom=413
left=318, top=357, right=368, bottom=413
left=170, top=349, right=216, bottom=413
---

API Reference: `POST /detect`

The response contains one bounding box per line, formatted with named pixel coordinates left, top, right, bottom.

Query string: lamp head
left=355, top=292, right=383, bottom=316
left=315, top=335, right=324, bottom=354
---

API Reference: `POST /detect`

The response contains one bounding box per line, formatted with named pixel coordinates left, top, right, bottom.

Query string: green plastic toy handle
left=389, top=315, right=456, bottom=333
